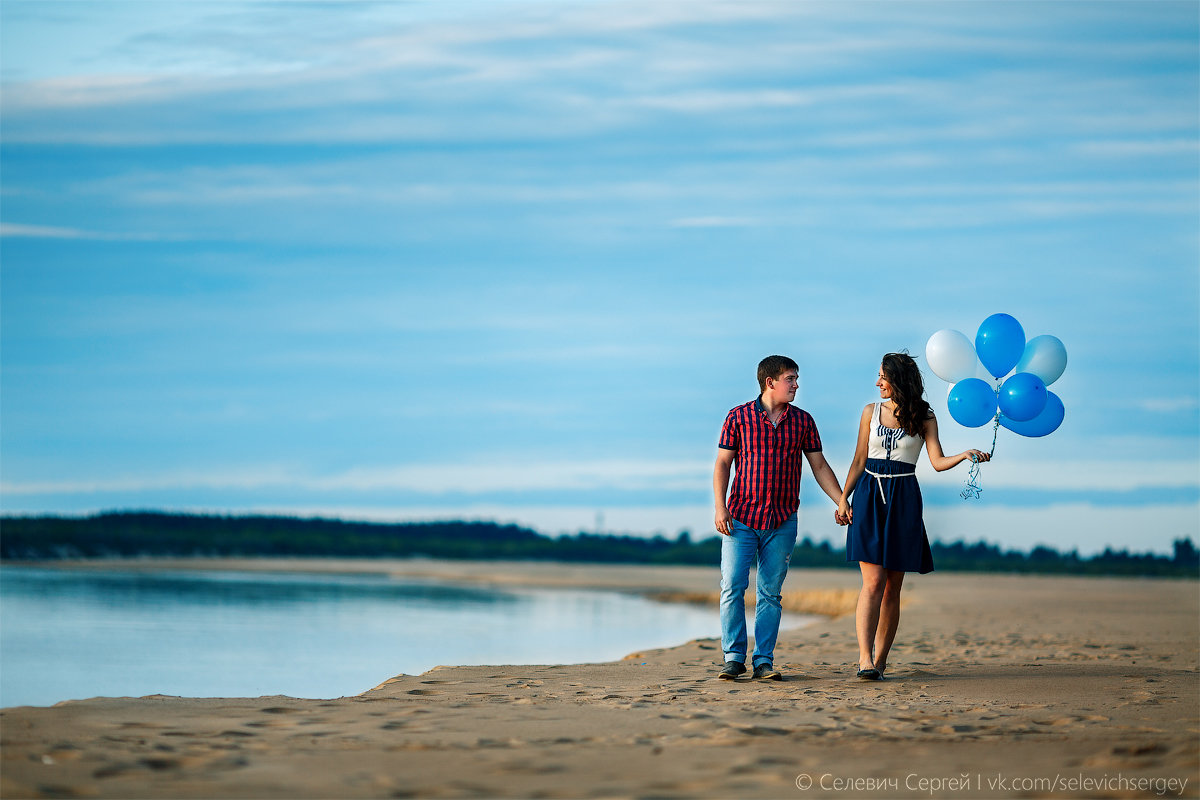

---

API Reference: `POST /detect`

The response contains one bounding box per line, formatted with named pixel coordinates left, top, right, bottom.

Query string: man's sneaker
left=718, top=661, right=746, bottom=680
left=753, top=663, right=782, bottom=681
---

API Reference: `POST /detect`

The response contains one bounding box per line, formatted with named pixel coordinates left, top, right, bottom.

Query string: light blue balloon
left=1000, top=391, right=1065, bottom=437
left=948, top=378, right=998, bottom=428
left=1015, top=334, right=1068, bottom=386
left=975, top=313, right=1026, bottom=379
left=998, top=372, right=1048, bottom=422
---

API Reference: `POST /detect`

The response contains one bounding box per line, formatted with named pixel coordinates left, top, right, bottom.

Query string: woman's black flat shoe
left=856, top=668, right=883, bottom=681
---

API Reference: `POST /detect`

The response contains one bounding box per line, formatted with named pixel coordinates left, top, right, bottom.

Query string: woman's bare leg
left=873, top=569, right=905, bottom=672
left=856, top=562, right=888, bottom=671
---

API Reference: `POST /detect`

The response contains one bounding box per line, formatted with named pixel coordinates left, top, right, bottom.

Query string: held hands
left=834, top=499, right=852, bottom=526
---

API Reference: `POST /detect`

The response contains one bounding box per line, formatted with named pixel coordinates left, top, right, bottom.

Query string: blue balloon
left=976, top=313, right=1026, bottom=379
left=948, top=378, right=998, bottom=428
left=1000, top=391, right=1064, bottom=437
left=998, top=372, right=1047, bottom=422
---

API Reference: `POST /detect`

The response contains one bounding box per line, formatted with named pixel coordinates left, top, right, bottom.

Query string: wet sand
left=1, top=560, right=1196, bottom=798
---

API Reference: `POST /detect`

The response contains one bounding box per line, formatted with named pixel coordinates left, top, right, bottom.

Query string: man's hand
left=715, top=506, right=733, bottom=536
left=713, top=448, right=736, bottom=536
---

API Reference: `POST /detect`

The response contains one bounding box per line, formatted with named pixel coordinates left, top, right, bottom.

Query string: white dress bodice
left=866, top=402, right=925, bottom=464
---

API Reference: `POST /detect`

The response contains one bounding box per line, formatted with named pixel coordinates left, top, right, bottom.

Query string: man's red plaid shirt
left=719, top=398, right=823, bottom=530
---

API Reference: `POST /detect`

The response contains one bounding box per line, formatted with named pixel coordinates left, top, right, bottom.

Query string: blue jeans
left=719, top=512, right=798, bottom=667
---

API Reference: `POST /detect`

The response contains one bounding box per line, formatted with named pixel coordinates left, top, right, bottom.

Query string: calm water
left=0, top=566, right=796, bottom=708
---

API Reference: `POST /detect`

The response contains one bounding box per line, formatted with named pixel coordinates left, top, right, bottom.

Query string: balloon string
left=960, top=413, right=1001, bottom=500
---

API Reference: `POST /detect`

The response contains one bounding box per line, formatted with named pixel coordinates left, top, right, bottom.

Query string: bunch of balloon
left=925, top=314, right=1067, bottom=497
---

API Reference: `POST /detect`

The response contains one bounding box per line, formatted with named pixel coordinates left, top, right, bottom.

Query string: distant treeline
left=1, top=512, right=1197, bottom=578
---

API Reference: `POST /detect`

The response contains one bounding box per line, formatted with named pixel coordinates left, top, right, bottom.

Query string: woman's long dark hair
left=882, top=352, right=931, bottom=437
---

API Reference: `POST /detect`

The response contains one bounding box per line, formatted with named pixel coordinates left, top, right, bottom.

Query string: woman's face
left=876, top=367, right=894, bottom=399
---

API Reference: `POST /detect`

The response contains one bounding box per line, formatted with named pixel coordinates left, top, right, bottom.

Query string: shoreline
left=3, top=556, right=865, bottom=618
left=0, top=558, right=825, bottom=710
left=1, top=560, right=1196, bottom=798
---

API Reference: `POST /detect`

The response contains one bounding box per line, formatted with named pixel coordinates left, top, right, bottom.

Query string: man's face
left=765, top=370, right=799, bottom=404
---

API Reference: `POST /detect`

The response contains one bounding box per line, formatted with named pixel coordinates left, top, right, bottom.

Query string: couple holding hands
left=712, top=353, right=989, bottom=682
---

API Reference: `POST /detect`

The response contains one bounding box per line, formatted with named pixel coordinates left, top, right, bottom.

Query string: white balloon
left=976, top=359, right=1009, bottom=388
left=925, top=329, right=978, bottom=383
left=1015, top=335, right=1068, bottom=386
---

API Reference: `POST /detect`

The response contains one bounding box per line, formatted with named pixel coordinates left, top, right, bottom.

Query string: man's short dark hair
left=757, top=355, right=799, bottom=392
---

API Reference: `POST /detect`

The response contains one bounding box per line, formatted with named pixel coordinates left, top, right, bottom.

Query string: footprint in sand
left=94, top=752, right=247, bottom=780
left=1119, top=690, right=1162, bottom=706
left=756, top=754, right=800, bottom=766
left=93, top=761, right=142, bottom=779
left=918, top=723, right=979, bottom=735
left=298, top=717, right=335, bottom=726
left=38, top=745, right=84, bottom=765
left=498, top=759, right=566, bottom=774
left=1032, top=717, right=1078, bottom=727
left=1084, top=742, right=1170, bottom=768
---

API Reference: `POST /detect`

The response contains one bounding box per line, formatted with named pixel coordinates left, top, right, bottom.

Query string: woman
left=836, top=352, right=989, bottom=681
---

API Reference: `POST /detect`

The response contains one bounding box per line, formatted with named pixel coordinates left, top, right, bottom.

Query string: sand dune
left=1, top=561, right=1196, bottom=798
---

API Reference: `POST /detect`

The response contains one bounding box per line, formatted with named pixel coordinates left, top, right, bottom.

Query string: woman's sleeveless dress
left=845, top=403, right=934, bottom=574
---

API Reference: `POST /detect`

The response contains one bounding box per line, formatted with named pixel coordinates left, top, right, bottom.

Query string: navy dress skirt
left=846, top=457, right=934, bottom=574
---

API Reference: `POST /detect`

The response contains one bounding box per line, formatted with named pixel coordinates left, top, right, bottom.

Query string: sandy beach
left=2, top=559, right=1196, bottom=799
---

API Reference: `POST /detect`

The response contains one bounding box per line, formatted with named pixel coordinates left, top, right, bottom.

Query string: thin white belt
left=865, top=468, right=915, bottom=504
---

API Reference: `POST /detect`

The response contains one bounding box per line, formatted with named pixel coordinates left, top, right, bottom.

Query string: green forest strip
left=1, top=512, right=1196, bottom=578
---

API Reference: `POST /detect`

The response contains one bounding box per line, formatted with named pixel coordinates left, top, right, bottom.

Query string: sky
left=2, top=0, right=1197, bottom=556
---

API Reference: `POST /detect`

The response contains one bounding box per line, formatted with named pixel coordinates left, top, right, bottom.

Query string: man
left=713, top=355, right=844, bottom=680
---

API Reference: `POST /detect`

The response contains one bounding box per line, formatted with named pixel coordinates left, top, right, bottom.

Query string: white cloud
left=1076, top=139, right=1200, bottom=157
left=914, top=458, right=1199, bottom=492
left=669, top=216, right=757, bottom=229
left=631, top=89, right=816, bottom=113
left=1, top=75, right=172, bottom=110
left=6, top=452, right=1196, bottom=500
left=0, top=2, right=791, bottom=115
left=0, top=222, right=181, bottom=241
left=5, top=0, right=1194, bottom=160
left=306, top=460, right=711, bottom=494
left=1, top=223, right=93, bottom=239
left=0, top=460, right=708, bottom=497
left=1138, top=397, right=1200, bottom=413
left=0, top=466, right=298, bottom=496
